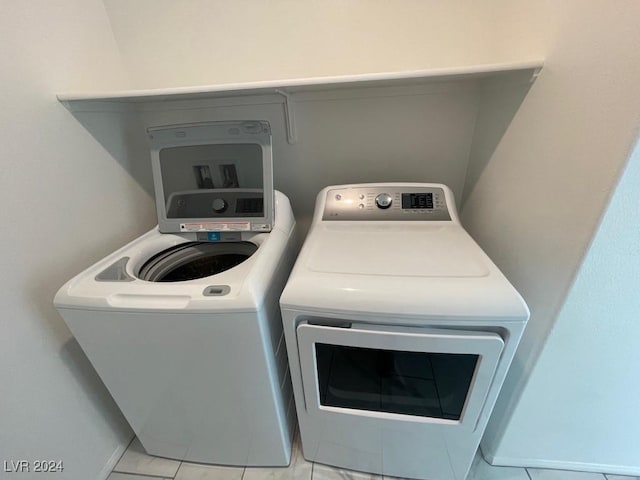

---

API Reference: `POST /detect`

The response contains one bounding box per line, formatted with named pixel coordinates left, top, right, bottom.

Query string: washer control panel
left=322, top=186, right=451, bottom=221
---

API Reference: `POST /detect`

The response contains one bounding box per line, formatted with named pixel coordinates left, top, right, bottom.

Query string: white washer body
left=55, top=191, right=297, bottom=466
left=280, top=183, right=529, bottom=480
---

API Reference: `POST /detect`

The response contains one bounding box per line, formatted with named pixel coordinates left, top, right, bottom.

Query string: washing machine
left=279, top=183, right=529, bottom=480
left=55, top=121, right=297, bottom=466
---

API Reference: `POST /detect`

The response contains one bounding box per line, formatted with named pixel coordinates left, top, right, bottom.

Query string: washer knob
left=375, top=193, right=393, bottom=209
left=212, top=198, right=228, bottom=213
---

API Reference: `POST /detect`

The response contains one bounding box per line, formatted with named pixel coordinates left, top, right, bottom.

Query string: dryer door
left=296, top=322, right=504, bottom=430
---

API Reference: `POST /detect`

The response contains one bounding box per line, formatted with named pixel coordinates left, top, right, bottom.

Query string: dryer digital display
left=402, top=193, right=434, bottom=209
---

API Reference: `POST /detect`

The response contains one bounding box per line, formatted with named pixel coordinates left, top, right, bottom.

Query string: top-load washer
left=280, top=183, right=529, bottom=480
left=55, top=121, right=297, bottom=466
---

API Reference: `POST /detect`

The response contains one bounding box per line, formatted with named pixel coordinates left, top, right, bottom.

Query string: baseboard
left=484, top=450, right=640, bottom=477
left=98, top=434, right=135, bottom=480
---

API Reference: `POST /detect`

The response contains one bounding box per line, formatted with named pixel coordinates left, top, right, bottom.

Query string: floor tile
left=381, top=450, right=528, bottom=480
left=467, top=451, right=529, bottom=480
left=108, top=473, right=172, bottom=480
left=528, top=469, right=606, bottom=480
left=242, top=463, right=310, bottom=480
left=113, top=437, right=181, bottom=478
left=243, top=431, right=312, bottom=480
left=313, top=462, right=382, bottom=480
left=175, top=462, right=244, bottom=480
left=605, top=476, right=640, bottom=480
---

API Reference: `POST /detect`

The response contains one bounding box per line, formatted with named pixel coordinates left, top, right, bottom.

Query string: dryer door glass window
left=315, top=344, right=478, bottom=420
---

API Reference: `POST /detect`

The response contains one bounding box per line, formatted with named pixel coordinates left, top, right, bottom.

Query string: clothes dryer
left=280, top=183, right=529, bottom=480
left=55, top=122, right=296, bottom=466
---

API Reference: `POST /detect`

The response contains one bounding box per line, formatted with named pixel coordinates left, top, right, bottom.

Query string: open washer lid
left=147, top=121, right=274, bottom=234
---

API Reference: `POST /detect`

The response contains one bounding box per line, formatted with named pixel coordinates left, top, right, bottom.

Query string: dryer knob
left=375, top=193, right=393, bottom=209
left=212, top=198, right=228, bottom=213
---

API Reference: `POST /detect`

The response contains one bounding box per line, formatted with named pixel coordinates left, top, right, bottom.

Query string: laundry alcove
left=58, top=61, right=542, bottom=233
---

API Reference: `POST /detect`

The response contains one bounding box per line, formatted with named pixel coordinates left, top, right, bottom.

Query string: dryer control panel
left=322, top=185, right=451, bottom=221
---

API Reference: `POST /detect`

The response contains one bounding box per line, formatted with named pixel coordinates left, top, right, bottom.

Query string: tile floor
left=108, top=433, right=639, bottom=480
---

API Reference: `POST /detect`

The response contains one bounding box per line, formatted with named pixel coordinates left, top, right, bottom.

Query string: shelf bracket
left=275, top=89, right=297, bottom=144
left=530, top=66, right=543, bottom=83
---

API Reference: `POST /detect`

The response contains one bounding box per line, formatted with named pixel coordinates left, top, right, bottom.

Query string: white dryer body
left=280, top=183, right=529, bottom=480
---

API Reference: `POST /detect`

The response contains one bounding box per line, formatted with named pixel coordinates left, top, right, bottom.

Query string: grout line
left=171, top=461, right=181, bottom=479
left=113, top=471, right=178, bottom=478
left=114, top=472, right=176, bottom=479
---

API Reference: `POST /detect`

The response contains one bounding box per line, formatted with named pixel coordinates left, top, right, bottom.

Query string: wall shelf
left=58, top=60, right=543, bottom=103
left=58, top=60, right=542, bottom=144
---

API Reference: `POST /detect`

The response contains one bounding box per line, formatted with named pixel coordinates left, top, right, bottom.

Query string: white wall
left=102, top=0, right=544, bottom=89
left=0, top=2, right=155, bottom=479
left=114, top=79, right=491, bottom=232
left=486, top=138, right=640, bottom=474
left=460, top=1, right=640, bottom=473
